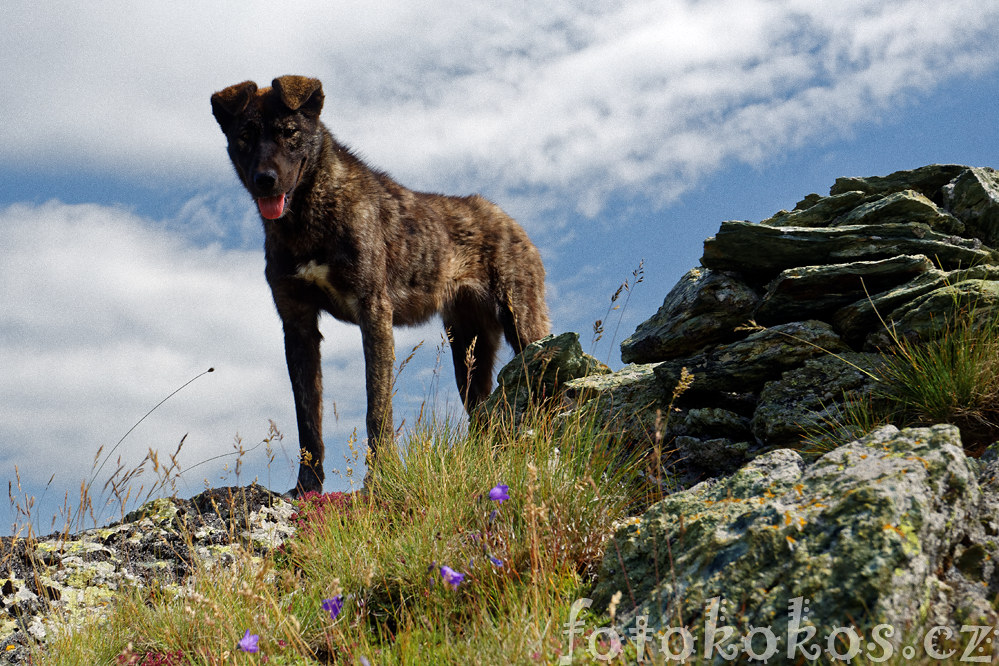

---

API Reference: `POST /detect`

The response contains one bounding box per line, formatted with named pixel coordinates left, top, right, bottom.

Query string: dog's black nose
left=254, top=171, right=278, bottom=191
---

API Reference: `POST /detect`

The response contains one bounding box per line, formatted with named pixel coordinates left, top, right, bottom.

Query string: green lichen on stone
left=1, top=484, right=294, bottom=657
left=475, top=332, right=609, bottom=425
left=123, top=497, right=180, bottom=525
left=591, top=425, right=996, bottom=648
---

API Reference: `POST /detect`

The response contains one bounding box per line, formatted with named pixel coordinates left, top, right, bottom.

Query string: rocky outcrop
left=591, top=425, right=999, bottom=661
left=0, top=484, right=294, bottom=663
left=568, top=165, right=999, bottom=485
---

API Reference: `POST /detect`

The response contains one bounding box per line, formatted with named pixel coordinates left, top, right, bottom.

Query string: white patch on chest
left=295, top=261, right=359, bottom=317
left=296, top=260, right=331, bottom=284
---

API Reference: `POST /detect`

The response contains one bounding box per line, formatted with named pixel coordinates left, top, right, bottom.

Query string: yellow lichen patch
left=882, top=522, right=921, bottom=556
left=884, top=524, right=905, bottom=538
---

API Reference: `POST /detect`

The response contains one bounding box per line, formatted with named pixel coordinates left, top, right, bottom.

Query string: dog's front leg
left=359, top=292, right=395, bottom=458
left=280, top=305, right=325, bottom=497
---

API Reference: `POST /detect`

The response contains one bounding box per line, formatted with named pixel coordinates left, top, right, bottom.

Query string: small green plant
left=806, top=280, right=999, bottom=455
left=875, top=301, right=999, bottom=451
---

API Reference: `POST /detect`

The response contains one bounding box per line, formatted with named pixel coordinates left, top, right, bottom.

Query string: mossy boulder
left=474, top=332, right=608, bottom=425
left=591, top=425, right=999, bottom=658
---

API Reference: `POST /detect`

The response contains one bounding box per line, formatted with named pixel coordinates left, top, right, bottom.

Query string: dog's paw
left=283, top=480, right=323, bottom=500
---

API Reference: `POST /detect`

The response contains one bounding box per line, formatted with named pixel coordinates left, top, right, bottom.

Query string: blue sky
left=3, top=1, right=999, bottom=534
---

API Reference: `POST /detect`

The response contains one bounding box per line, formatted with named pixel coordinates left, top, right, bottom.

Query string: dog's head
left=211, top=76, right=325, bottom=220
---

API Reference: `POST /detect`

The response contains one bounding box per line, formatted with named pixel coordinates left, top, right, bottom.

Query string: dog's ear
left=211, top=81, right=258, bottom=130
left=272, top=76, right=324, bottom=117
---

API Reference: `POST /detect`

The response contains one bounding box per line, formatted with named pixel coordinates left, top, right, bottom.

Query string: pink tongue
left=257, top=194, right=286, bottom=219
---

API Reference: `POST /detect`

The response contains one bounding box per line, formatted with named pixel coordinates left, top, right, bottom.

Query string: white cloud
left=0, top=202, right=284, bottom=489
left=2, top=2, right=997, bottom=218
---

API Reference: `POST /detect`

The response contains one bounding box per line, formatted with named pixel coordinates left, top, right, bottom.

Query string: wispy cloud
left=3, top=2, right=997, bottom=217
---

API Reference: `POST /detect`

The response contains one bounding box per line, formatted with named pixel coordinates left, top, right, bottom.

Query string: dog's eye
left=236, top=127, right=257, bottom=150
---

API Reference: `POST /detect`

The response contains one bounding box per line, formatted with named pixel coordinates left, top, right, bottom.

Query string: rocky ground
left=0, top=484, right=294, bottom=664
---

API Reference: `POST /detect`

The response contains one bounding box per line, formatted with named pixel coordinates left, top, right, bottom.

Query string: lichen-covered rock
left=701, top=221, right=993, bottom=278
left=867, top=279, right=999, bottom=349
left=566, top=372, right=758, bottom=471
left=761, top=190, right=872, bottom=227
left=673, top=436, right=752, bottom=476
left=754, top=255, right=933, bottom=326
left=681, top=407, right=752, bottom=441
left=653, top=320, right=849, bottom=395
left=834, top=265, right=999, bottom=348
left=0, top=484, right=295, bottom=660
left=830, top=164, right=967, bottom=200
left=650, top=408, right=756, bottom=486
left=562, top=165, right=999, bottom=661
left=944, top=166, right=999, bottom=247
left=751, top=352, right=883, bottom=446
left=475, top=332, right=608, bottom=425
left=564, top=363, right=670, bottom=446
left=831, top=268, right=947, bottom=345
left=591, top=425, right=999, bottom=659
left=620, top=268, right=759, bottom=363
left=835, top=189, right=963, bottom=233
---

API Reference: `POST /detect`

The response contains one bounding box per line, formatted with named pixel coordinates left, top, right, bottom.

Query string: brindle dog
left=211, top=75, right=550, bottom=496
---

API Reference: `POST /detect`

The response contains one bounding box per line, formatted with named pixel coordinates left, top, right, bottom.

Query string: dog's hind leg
left=444, top=293, right=501, bottom=412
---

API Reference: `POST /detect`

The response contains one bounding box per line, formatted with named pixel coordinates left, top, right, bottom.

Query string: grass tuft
left=33, top=400, right=645, bottom=665
left=806, top=284, right=999, bottom=456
